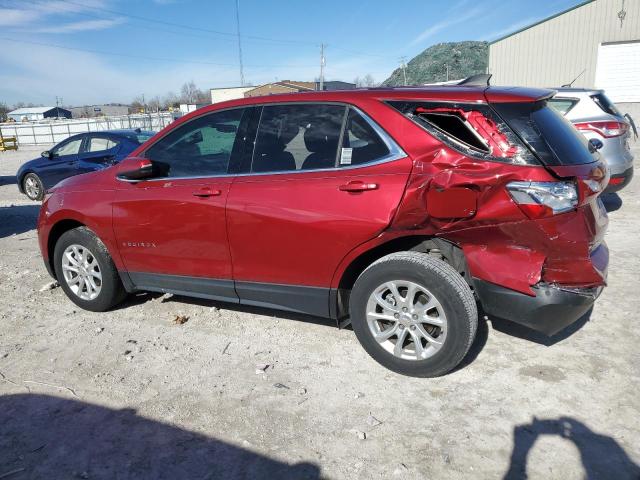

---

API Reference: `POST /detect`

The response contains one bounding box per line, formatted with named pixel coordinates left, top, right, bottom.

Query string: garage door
left=595, top=41, right=640, bottom=103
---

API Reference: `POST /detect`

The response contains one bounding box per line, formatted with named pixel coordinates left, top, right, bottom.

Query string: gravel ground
left=1, top=145, right=639, bottom=479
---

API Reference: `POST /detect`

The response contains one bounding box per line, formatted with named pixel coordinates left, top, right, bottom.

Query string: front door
left=112, top=107, right=248, bottom=301
left=39, top=135, right=83, bottom=188
left=226, top=104, right=412, bottom=316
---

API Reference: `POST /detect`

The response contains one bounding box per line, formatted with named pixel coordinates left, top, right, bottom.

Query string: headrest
left=304, top=121, right=339, bottom=153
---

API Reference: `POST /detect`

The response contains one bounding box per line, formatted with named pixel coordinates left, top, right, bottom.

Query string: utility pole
left=235, top=0, right=245, bottom=86
left=142, top=93, right=146, bottom=114
left=319, top=43, right=326, bottom=91
left=399, top=57, right=408, bottom=85
left=55, top=96, right=61, bottom=118
left=445, top=63, right=450, bottom=82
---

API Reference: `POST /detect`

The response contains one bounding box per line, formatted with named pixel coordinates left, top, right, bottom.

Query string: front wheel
left=53, top=227, right=127, bottom=312
left=350, top=252, right=478, bottom=377
left=23, top=173, right=44, bottom=201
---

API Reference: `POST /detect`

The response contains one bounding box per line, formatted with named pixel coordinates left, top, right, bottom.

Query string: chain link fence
left=0, top=113, right=177, bottom=146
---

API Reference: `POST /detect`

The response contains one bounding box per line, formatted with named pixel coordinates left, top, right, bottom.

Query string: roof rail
left=458, top=74, right=492, bottom=87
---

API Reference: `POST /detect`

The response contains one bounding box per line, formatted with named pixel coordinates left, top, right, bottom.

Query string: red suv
left=37, top=81, right=609, bottom=377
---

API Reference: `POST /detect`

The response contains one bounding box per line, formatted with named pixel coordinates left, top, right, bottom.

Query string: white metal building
left=7, top=106, right=72, bottom=122
left=488, top=0, right=640, bottom=115
left=210, top=86, right=254, bottom=104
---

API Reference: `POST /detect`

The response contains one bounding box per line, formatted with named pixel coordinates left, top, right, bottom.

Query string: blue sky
left=0, top=0, right=582, bottom=106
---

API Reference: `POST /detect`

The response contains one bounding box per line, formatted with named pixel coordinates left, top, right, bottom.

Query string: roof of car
left=552, top=87, right=602, bottom=94
left=191, top=85, right=555, bottom=116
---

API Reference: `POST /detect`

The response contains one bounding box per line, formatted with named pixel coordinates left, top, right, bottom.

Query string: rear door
left=77, top=134, right=121, bottom=175
left=226, top=103, right=412, bottom=317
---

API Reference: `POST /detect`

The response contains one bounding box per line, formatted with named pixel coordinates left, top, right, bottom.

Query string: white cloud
left=0, top=8, right=40, bottom=26
left=481, top=17, right=539, bottom=41
left=34, top=17, right=126, bottom=33
left=1, top=0, right=120, bottom=33
left=410, top=4, right=485, bottom=46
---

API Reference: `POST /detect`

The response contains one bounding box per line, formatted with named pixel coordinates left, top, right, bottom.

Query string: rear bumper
left=604, top=166, right=633, bottom=193
left=474, top=279, right=603, bottom=336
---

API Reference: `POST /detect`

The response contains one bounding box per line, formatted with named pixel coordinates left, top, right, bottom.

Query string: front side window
left=252, top=104, right=346, bottom=173
left=53, top=138, right=82, bottom=156
left=88, top=136, right=118, bottom=152
left=340, top=109, right=390, bottom=166
left=145, top=108, right=244, bottom=177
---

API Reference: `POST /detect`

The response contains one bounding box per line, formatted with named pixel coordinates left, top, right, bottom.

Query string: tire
left=349, top=252, right=477, bottom=377
left=53, top=227, right=127, bottom=312
left=23, top=173, right=44, bottom=201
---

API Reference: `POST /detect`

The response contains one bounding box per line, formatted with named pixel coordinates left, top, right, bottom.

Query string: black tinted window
left=340, top=109, right=390, bottom=166
left=252, top=104, right=346, bottom=173
left=146, top=109, right=244, bottom=177
left=493, top=101, right=595, bottom=166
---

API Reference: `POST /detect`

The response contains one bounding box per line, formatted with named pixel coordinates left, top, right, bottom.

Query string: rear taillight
left=506, top=181, right=578, bottom=218
left=574, top=121, right=629, bottom=138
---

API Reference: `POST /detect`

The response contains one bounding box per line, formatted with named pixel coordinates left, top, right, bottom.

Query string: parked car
left=549, top=88, right=636, bottom=193
left=36, top=84, right=609, bottom=377
left=17, top=129, right=155, bottom=201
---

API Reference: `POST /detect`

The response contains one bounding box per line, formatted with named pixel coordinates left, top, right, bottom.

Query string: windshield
left=491, top=101, right=596, bottom=166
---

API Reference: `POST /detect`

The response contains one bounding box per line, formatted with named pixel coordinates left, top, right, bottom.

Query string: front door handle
left=192, top=188, right=222, bottom=198
left=339, top=181, right=379, bottom=192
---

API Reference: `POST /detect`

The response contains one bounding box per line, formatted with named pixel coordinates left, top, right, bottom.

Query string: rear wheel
left=53, top=227, right=126, bottom=312
left=23, top=173, right=44, bottom=201
left=350, top=252, right=477, bottom=377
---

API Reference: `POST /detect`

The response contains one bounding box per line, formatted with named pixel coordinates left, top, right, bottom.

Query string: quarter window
left=145, top=108, right=244, bottom=177
left=88, top=136, right=118, bottom=152
left=252, top=104, right=346, bottom=173
left=340, top=109, right=390, bottom=166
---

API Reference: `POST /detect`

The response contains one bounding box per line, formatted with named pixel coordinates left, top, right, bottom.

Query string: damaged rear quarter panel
left=388, top=144, right=606, bottom=295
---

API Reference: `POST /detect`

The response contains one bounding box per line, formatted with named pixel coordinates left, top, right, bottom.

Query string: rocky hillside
left=383, top=41, right=488, bottom=86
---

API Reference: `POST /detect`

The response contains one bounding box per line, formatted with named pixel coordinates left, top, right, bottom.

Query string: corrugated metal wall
left=488, top=0, right=640, bottom=88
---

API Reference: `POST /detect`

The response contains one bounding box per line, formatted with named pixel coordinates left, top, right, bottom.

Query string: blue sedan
left=17, top=129, right=155, bottom=200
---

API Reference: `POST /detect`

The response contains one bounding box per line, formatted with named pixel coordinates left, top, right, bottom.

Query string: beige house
left=488, top=0, right=640, bottom=116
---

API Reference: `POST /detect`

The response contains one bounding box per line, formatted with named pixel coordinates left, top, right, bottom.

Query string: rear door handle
left=339, top=181, right=379, bottom=192
left=192, top=188, right=222, bottom=198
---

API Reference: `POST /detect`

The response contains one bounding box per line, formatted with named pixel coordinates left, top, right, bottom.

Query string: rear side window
left=252, top=104, right=346, bottom=173
left=87, top=136, right=118, bottom=152
left=145, top=108, right=244, bottom=177
left=340, top=109, right=390, bottom=166
left=388, top=101, right=539, bottom=166
left=591, top=93, right=622, bottom=117
left=548, top=98, right=578, bottom=115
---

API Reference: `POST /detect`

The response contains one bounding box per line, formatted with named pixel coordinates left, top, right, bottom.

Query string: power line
left=0, top=37, right=317, bottom=68
left=47, top=0, right=318, bottom=46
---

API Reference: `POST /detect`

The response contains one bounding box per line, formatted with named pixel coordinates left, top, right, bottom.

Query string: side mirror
left=589, top=138, right=604, bottom=151
left=116, top=157, right=156, bottom=182
left=41, top=151, right=52, bottom=159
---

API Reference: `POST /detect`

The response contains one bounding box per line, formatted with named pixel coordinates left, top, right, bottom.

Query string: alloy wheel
left=365, top=280, right=448, bottom=360
left=61, top=244, right=103, bottom=301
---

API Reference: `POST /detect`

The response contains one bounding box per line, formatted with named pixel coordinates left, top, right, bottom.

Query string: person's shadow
left=503, top=416, right=640, bottom=479
left=0, top=393, right=321, bottom=480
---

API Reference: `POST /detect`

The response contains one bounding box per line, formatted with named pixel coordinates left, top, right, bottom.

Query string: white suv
left=550, top=88, right=636, bottom=193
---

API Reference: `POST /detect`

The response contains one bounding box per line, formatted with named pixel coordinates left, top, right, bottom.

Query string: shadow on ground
left=503, top=416, right=640, bottom=479
left=0, top=175, right=16, bottom=186
left=0, top=204, right=40, bottom=238
left=601, top=193, right=623, bottom=213
left=0, top=393, right=321, bottom=480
